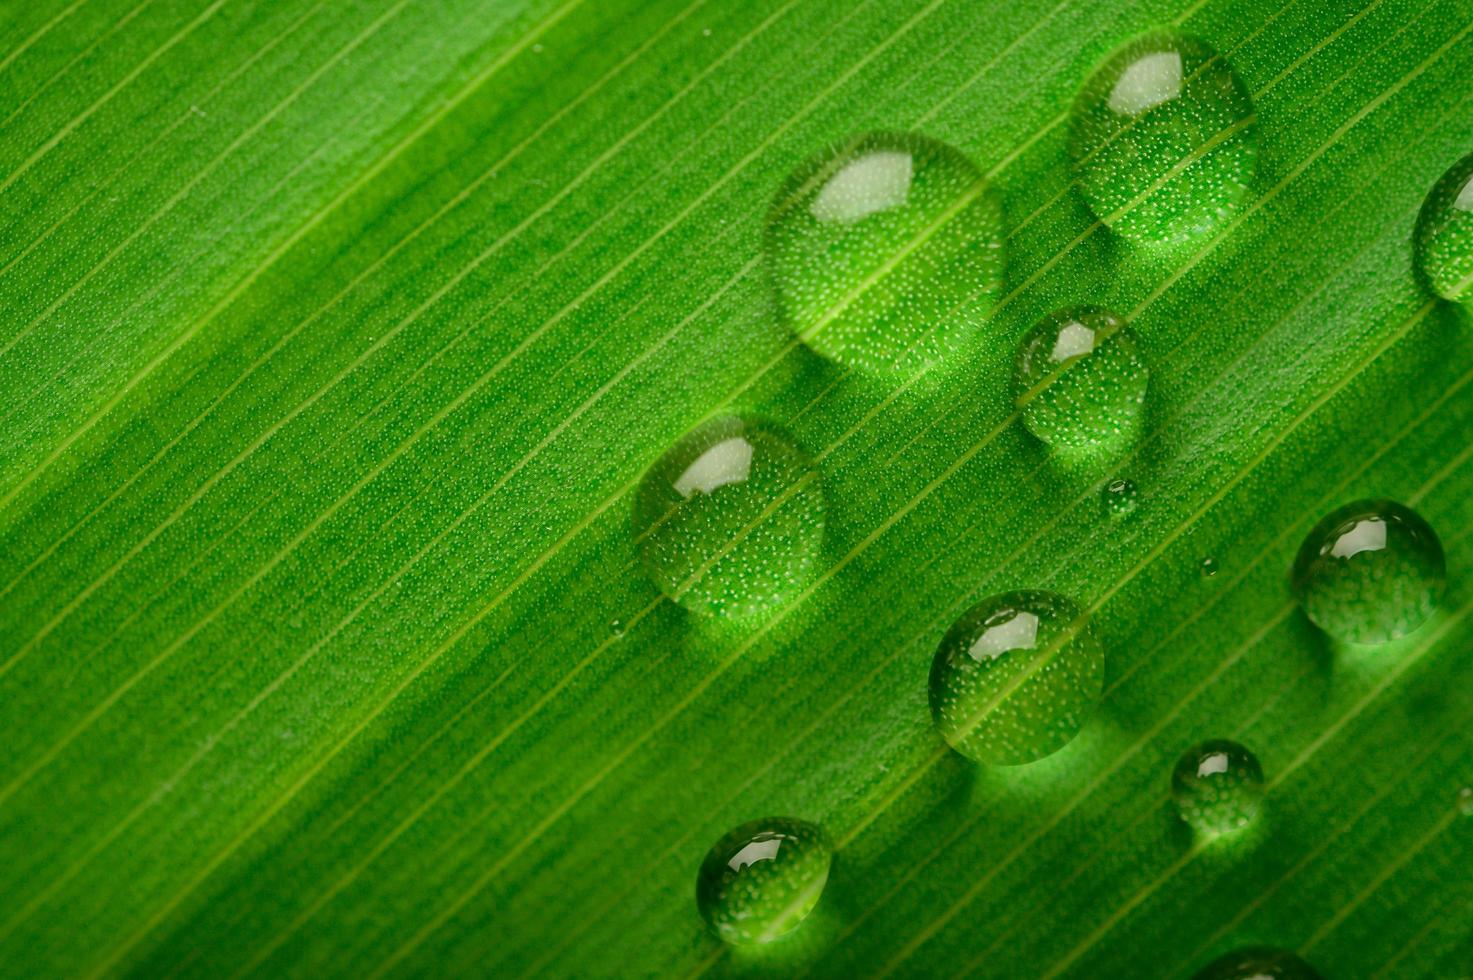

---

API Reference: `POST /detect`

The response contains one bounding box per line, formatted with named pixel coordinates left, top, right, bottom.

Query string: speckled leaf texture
left=1, top=0, right=1471, bottom=976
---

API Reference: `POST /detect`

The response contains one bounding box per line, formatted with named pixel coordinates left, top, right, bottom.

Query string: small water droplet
left=1014, top=307, right=1148, bottom=450
left=1291, top=499, right=1445, bottom=645
left=1200, top=556, right=1218, bottom=578
left=696, top=817, right=832, bottom=945
left=766, top=132, right=1005, bottom=374
left=1172, top=739, right=1263, bottom=835
left=633, top=416, right=826, bottom=618
left=609, top=619, right=625, bottom=637
left=928, top=590, right=1104, bottom=765
left=1415, top=153, right=1473, bottom=305
left=1459, top=786, right=1473, bottom=816
left=1102, top=478, right=1139, bottom=517
left=1191, top=947, right=1322, bottom=980
left=1070, top=32, right=1258, bottom=245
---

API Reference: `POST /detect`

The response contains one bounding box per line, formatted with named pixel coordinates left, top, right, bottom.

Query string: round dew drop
left=1191, top=947, right=1323, bottom=980
left=695, top=817, right=832, bottom=946
left=1291, top=499, right=1445, bottom=645
left=1014, top=307, right=1149, bottom=450
left=1103, top=478, right=1139, bottom=517
left=633, top=416, right=826, bottom=619
left=1172, top=739, right=1263, bottom=835
left=766, top=132, right=1005, bottom=375
left=1414, top=152, right=1473, bottom=305
left=928, top=590, right=1104, bottom=766
left=1070, top=32, right=1257, bottom=245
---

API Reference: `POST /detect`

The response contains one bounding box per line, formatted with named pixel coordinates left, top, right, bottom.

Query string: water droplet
left=1200, top=556, right=1218, bottom=578
left=928, top=590, right=1104, bottom=765
left=1191, top=947, right=1323, bottom=980
left=1459, top=786, right=1473, bottom=816
left=1070, top=32, right=1257, bottom=245
left=1415, top=153, right=1473, bottom=305
left=633, top=416, right=826, bottom=618
left=766, top=132, right=1005, bottom=374
left=1102, top=478, right=1139, bottom=517
left=1291, top=499, right=1445, bottom=645
left=696, top=817, right=832, bottom=945
left=609, top=619, right=625, bottom=637
left=1172, top=739, right=1263, bottom=835
left=1014, top=307, right=1148, bottom=450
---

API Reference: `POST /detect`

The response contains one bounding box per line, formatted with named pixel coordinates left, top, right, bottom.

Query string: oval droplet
left=633, top=416, right=826, bottom=618
left=928, top=590, right=1104, bottom=765
left=1172, top=739, right=1263, bottom=835
left=1291, top=499, right=1445, bottom=645
left=1192, top=947, right=1323, bottom=980
left=1070, top=32, right=1257, bottom=245
left=1014, top=306, right=1149, bottom=450
left=766, top=132, right=1005, bottom=374
left=1415, top=153, right=1473, bottom=305
left=1103, top=478, right=1139, bottom=517
left=695, top=817, right=832, bottom=945
left=1200, top=556, right=1219, bottom=578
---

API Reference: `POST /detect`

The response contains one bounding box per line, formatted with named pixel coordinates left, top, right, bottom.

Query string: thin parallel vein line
left=0, top=1, right=327, bottom=285
left=0, top=0, right=411, bottom=367
left=0, top=0, right=152, bottom=133
left=0, top=0, right=228, bottom=198
left=1038, top=599, right=1473, bottom=979
left=1369, top=905, right=1455, bottom=979
left=0, top=0, right=585, bottom=516
left=0, top=0, right=94, bottom=77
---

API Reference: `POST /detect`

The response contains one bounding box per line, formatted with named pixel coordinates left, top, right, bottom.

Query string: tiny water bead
left=1459, top=786, right=1473, bottom=816
left=1070, top=32, right=1257, bottom=245
left=1291, top=499, right=1445, bottom=645
left=1200, top=555, right=1219, bottom=578
left=1414, top=153, right=1473, bottom=305
left=1102, top=477, right=1139, bottom=517
left=1192, top=947, right=1323, bottom=980
left=766, top=132, right=1005, bottom=374
left=928, top=590, right=1105, bottom=765
left=695, top=817, right=832, bottom=946
left=1172, top=739, right=1263, bottom=835
left=633, top=416, right=826, bottom=618
left=1014, top=307, right=1149, bottom=450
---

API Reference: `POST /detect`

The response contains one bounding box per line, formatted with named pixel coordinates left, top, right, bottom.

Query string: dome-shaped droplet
left=696, top=817, right=832, bottom=945
left=928, top=590, right=1104, bottom=765
left=1200, top=556, right=1219, bottom=578
left=1172, top=739, right=1263, bottom=835
left=766, top=132, right=1005, bottom=374
left=1014, top=307, right=1148, bottom=449
left=1415, top=153, right=1473, bottom=305
left=1102, top=478, right=1139, bottom=517
left=1192, top=947, right=1323, bottom=980
left=1070, top=32, right=1257, bottom=244
left=1291, top=499, right=1445, bottom=645
left=634, top=416, right=825, bottom=618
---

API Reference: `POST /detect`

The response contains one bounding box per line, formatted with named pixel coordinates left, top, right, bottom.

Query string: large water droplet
left=1070, top=32, right=1257, bottom=245
left=1014, top=306, right=1148, bottom=450
left=928, top=590, right=1104, bottom=765
left=1291, top=499, right=1445, bottom=645
left=634, top=416, right=825, bottom=618
left=1172, top=739, right=1263, bottom=835
left=1415, top=153, right=1473, bottom=305
left=766, top=132, right=1005, bottom=374
left=696, top=817, right=832, bottom=945
left=1192, top=947, right=1323, bottom=980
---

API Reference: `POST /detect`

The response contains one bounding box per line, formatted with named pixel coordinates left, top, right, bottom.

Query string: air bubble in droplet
left=1414, top=153, right=1473, bottom=305
left=1172, top=739, right=1263, bottom=836
left=696, top=817, right=832, bottom=945
left=766, top=132, right=1005, bottom=374
left=1070, top=32, right=1257, bottom=245
left=928, top=590, right=1104, bottom=765
left=1291, top=499, right=1445, bottom=645
left=1014, top=306, right=1148, bottom=450
left=633, top=416, right=826, bottom=618
left=1191, top=947, right=1322, bottom=980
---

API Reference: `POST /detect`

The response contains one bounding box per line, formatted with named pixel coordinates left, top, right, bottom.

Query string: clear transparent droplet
left=1172, top=739, right=1263, bottom=835
left=1200, top=556, right=1219, bottom=578
left=1192, top=947, right=1323, bottom=980
left=634, top=416, right=826, bottom=618
left=1014, top=306, right=1148, bottom=450
left=1291, top=499, right=1445, bottom=645
left=609, top=619, right=625, bottom=638
left=1415, top=153, right=1473, bottom=305
left=928, top=590, right=1104, bottom=765
left=1070, top=32, right=1257, bottom=245
left=696, top=817, right=832, bottom=946
left=1102, top=478, right=1139, bottom=517
left=766, top=132, right=1005, bottom=374
left=1458, top=786, right=1473, bottom=816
